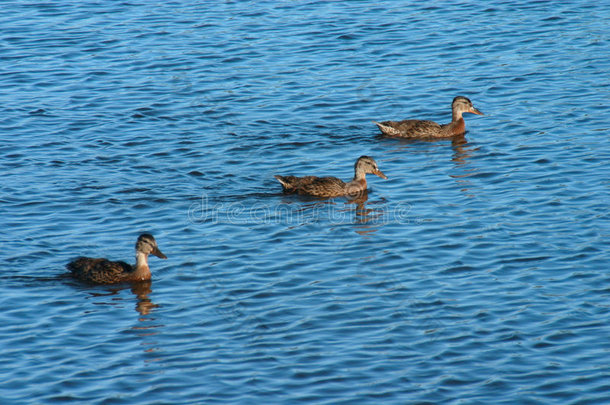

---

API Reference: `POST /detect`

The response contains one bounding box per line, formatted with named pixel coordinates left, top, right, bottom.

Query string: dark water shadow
left=374, top=132, right=479, bottom=165
left=3, top=272, right=159, bottom=317
left=60, top=274, right=159, bottom=317
left=86, top=281, right=158, bottom=317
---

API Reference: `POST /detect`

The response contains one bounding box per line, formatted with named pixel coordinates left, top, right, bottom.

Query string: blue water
left=1, top=1, right=609, bottom=403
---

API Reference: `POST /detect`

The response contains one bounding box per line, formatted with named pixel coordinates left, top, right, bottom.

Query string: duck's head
left=452, top=96, right=483, bottom=116
left=136, top=234, right=167, bottom=259
left=355, top=156, right=388, bottom=179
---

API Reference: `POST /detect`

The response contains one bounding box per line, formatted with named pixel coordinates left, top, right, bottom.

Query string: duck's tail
left=372, top=121, right=401, bottom=137
left=274, top=175, right=297, bottom=192
left=274, top=175, right=289, bottom=188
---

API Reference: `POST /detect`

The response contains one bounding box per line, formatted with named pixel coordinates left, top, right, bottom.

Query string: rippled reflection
left=451, top=135, right=472, bottom=164
left=450, top=135, right=475, bottom=165
left=131, top=281, right=158, bottom=316
left=379, top=133, right=478, bottom=166
left=82, top=281, right=158, bottom=316
left=347, top=190, right=378, bottom=223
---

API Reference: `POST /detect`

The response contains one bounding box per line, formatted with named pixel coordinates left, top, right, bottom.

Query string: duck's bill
left=470, top=106, right=484, bottom=115
left=374, top=169, right=388, bottom=180
left=153, top=247, right=167, bottom=259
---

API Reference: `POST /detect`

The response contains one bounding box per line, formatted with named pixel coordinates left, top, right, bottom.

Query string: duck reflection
left=377, top=133, right=477, bottom=166
left=130, top=281, right=158, bottom=316
left=344, top=190, right=388, bottom=236
left=450, top=134, right=478, bottom=165
left=83, top=280, right=158, bottom=316
left=347, top=190, right=376, bottom=222
left=276, top=187, right=392, bottom=235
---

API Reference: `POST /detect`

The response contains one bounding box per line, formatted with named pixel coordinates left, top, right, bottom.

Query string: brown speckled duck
left=67, top=234, right=167, bottom=284
left=275, top=155, right=388, bottom=198
left=374, top=96, right=483, bottom=138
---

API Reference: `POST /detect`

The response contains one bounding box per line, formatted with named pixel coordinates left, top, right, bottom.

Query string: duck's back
left=275, top=175, right=346, bottom=197
left=67, top=257, right=133, bottom=284
left=376, top=119, right=443, bottom=138
left=298, top=176, right=347, bottom=197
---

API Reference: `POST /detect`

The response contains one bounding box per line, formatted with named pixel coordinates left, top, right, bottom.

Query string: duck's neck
left=347, top=170, right=367, bottom=194
left=132, top=252, right=151, bottom=281
left=353, top=167, right=368, bottom=182
left=452, top=108, right=464, bottom=122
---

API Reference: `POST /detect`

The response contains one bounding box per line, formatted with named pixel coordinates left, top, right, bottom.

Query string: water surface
left=1, top=1, right=609, bottom=403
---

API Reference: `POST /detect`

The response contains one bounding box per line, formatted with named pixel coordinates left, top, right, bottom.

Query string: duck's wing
left=67, top=257, right=132, bottom=284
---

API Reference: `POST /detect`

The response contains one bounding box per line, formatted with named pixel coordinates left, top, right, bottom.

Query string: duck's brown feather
left=67, top=257, right=139, bottom=284
left=376, top=120, right=442, bottom=136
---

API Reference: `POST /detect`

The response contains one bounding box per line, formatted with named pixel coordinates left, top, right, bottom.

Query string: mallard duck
left=374, top=96, right=483, bottom=138
left=274, top=155, right=387, bottom=198
left=67, top=234, right=167, bottom=284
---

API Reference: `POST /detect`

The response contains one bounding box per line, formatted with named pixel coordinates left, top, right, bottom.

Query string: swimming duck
left=374, top=96, right=483, bottom=138
left=274, top=155, right=388, bottom=198
left=67, top=234, right=167, bottom=284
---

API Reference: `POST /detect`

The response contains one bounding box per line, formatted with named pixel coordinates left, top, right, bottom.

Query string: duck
left=374, top=96, right=483, bottom=138
left=67, top=234, right=167, bottom=284
left=274, top=155, right=387, bottom=198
